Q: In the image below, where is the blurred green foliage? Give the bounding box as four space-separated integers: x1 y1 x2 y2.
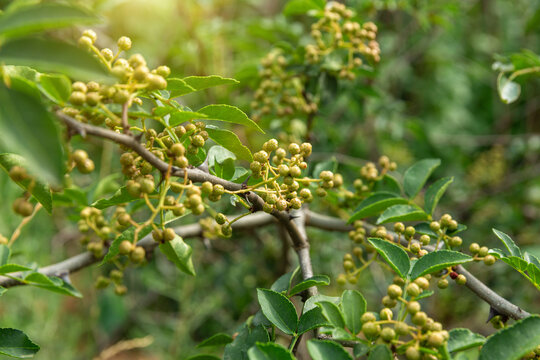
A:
0 0 539 359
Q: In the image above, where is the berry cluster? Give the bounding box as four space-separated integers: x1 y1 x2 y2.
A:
353 156 397 196
306 2 381 79
8 166 35 217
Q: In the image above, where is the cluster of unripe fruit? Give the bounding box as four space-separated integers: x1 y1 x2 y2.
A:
350 276 449 360
353 156 397 196
70 149 95 174
306 2 380 79
8 166 35 217
94 269 127 296
251 50 317 122
247 139 340 213
63 30 170 130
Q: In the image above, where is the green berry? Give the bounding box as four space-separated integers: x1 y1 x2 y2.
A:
395 321 409 336
117 36 132 50
469 243 480 254
361 312 376 323
139 178 155 194
478 246 489 257
405 346 421 360
450 236 462 247
394 222 405 233
406 283 421 297
411 311 427 326
404 226 415 238
429 221 440 232
456 274 467 285
387 284 403 299
156 65 171 77
362 322 381 339
118 240 133 255
484 255 496 266
130 246 146 263
427 332 445 348
8 165 27 182
380 308 393 320
420 235 431 245
407 301 421 314
437 279 449 289
382 295 397 308
69 91 86 105
170 143 185 157
163 228 176 241
380 327 395 342
414 277 430 290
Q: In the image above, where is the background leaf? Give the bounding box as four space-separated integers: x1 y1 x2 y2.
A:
403 159 441 198
183 75 239 91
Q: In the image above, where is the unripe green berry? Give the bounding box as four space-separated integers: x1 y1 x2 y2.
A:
404 226 415 238
380 327 395 342
72 81 87 93
407 301 421 314
156 65 171 77
437 279 449 289
110 269 123 283
394 222 405 233
254 150 268 163
77 159 95 174
382 295 397 308
469 243 480 254
362 322 381 339
380 308 393 320
221 223 232 237
117 36 132 51
478 246 489 257
213 184 225 195
288 143 300 155
406 283 421 297
175 156 189 168
78 35 93 48
411 311 427 326
430 221 441 232
139 178 155 194
456 274 467 285
263 139 278 152
450 236 462 247
319 170 333 181
410 241 421 253
414 277 430 290
420 235 431 245
115 284 127 296
113 89 130 104
130 246 146 263
337 274 347 286
86 91 101 106
405 346 421 360
69 91 86 105
484 255 496 266
387 284 403 299
427 332 445 348
361 312 376 323
163 228 176 241
215 213 227 225
192 134 205 147
201 181 213 194
118 240 133 255
395 321 410 336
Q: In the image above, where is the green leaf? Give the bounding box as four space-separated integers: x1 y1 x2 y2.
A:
368 344 392 360
283 0 325 16
492 229 522 257
159 235 196 276
257 288 298 335
376 204 428 224
169 110 208 127
339 290 366 335
38 73 71 104
24 273 82 297
271 267 299 294
248 342 296 360
0 2 98 38
101 226 152 265
92 186 135 210
207 145 236 167
0 37 110 82
223 324 269 360
424 177 453 215
307 339 353 360
373 174 402 195
166 78 196 97
289 275 330 297
414 222 438 238
0 264 32 274
297 307 328 335
198 104 264 133
197 333 233 348
368 238 410 278
0 286 5 296
409 250 473 279
0 244 10 266
412 290 434 301
206 126 253 161
349 192 409 223
317 301 346 329
479 316 540 360
0 328 39 358
447 328 485 353
0 153 53 213
0 84 64 185
353 343 370 358
303 294 340 313
183 75 239 91
498 75 521 104
403 159 441 198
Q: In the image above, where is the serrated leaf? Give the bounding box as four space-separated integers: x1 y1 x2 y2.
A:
248 342 296 360
0 244 10 266
289 275 330 297
409 250 472 279
353 343 370 357
376 204 428 224
414 222 438 238
24 272 81 297
223 324 269 360
0 153 53 213
0 264 32 274
283 0 325 16
368 237 410 278
479 316 540 360
368 344 392 360
257 288 298 335
403 159 441 198
424 177 453 215
0 37 111 82
447 328 485 353
492 229 521 257
307 339 353 360
101 226 152 265
92 186 135 209
206 126 253 161
197 333 233 348
271 267 300 294
169 110 208 127
159 235 196 276
412 290 434 301
0 2 98 38
198 104 264 133
166 78 196 97
297 307 328 335
373 174 402 195
339 290 366 335
317 301 346 329
303 294 340 313
0 328 39 358
0 84 64 185
349 192 409 223
183 75 239 91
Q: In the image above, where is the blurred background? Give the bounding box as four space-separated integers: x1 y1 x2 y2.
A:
0 0 539 359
